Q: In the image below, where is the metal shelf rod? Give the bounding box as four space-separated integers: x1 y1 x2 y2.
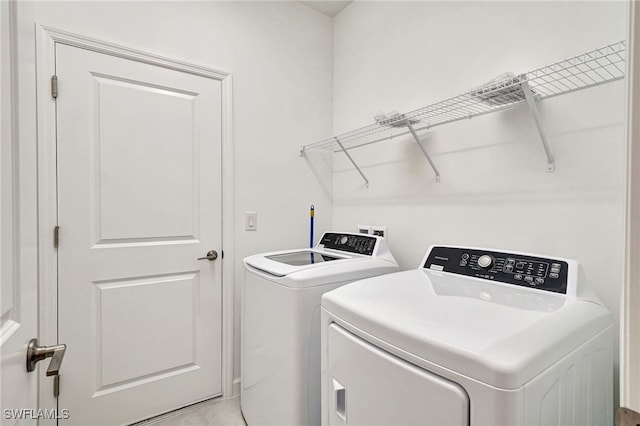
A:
521 79 555 172
521 80 556 173
406 120 440 183
334 137 369 188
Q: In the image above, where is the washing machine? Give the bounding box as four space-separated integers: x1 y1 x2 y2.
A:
241 232 399 426
321 245 613 426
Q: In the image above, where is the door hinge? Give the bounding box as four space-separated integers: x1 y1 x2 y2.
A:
51 75 58 99
54 226 60 248
53 375 60 397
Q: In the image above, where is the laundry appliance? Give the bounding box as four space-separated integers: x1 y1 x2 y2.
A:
241 232 399 426
321 245 613 426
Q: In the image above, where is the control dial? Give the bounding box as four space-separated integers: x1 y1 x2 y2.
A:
477 254 494 270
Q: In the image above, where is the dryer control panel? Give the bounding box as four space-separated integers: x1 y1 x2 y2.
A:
423 246 569 294
319 233 378 256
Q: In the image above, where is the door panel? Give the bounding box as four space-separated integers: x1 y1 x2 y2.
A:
96 273 197 389
94 74 198 243
56 43 222 425
1 1 38 423
326 324 469 426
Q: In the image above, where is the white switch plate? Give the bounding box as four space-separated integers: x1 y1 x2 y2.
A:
245 212 257 231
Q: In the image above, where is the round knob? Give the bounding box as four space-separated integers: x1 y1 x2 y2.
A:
340 236 349 244
477 254 494 270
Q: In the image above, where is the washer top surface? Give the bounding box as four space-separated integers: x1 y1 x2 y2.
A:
322 245 612 389
244 232 399 288
263 251 343 266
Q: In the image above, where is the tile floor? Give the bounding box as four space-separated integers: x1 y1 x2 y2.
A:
136 396 246 426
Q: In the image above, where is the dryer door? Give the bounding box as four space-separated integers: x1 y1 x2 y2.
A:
327 324 469 426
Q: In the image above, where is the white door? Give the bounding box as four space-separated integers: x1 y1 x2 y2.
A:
55 43 223 425
1 1 39 424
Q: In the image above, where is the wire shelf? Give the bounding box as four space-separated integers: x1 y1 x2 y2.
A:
301 40 626 154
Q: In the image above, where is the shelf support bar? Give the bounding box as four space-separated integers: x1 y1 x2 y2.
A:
334 137 369 188
521 79 555 172
406 120 441 183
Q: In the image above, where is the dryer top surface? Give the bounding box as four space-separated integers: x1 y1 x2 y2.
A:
322 268 611 389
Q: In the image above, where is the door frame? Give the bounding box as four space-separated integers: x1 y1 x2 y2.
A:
623 0 640 412
35 24 235 415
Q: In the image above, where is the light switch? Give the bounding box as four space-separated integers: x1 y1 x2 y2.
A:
245 212 257 231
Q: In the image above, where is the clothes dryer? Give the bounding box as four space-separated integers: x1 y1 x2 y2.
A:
321 245 613 426
242 232 399 426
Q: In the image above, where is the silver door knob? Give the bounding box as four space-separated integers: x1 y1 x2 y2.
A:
197 250 218 261
26 338 67 376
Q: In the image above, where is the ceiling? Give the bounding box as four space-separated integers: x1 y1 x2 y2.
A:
298 1 353 17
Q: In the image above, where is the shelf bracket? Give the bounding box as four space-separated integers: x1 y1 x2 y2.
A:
521 80 555 172
334 137 369 188
405 120 441 183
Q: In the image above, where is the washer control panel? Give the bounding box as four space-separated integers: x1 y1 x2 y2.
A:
423 246 569 294
319 233 378 256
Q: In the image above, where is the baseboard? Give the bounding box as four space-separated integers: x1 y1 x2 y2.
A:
232 377 241 397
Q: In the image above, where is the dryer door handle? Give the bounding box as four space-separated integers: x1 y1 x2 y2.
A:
333 378 347 423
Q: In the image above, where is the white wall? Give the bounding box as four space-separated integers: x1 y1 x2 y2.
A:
332 0 628 398
16 0 334 390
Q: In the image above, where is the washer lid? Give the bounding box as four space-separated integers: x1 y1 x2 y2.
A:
322 269 612 389
244 249 399 288
263 251 344 266
243 232 399 288
244 249 353 277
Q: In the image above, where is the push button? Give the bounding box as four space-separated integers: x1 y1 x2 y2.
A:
549 272 559 279
514 274 523 280
524 276 534 284
535 277 545 285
